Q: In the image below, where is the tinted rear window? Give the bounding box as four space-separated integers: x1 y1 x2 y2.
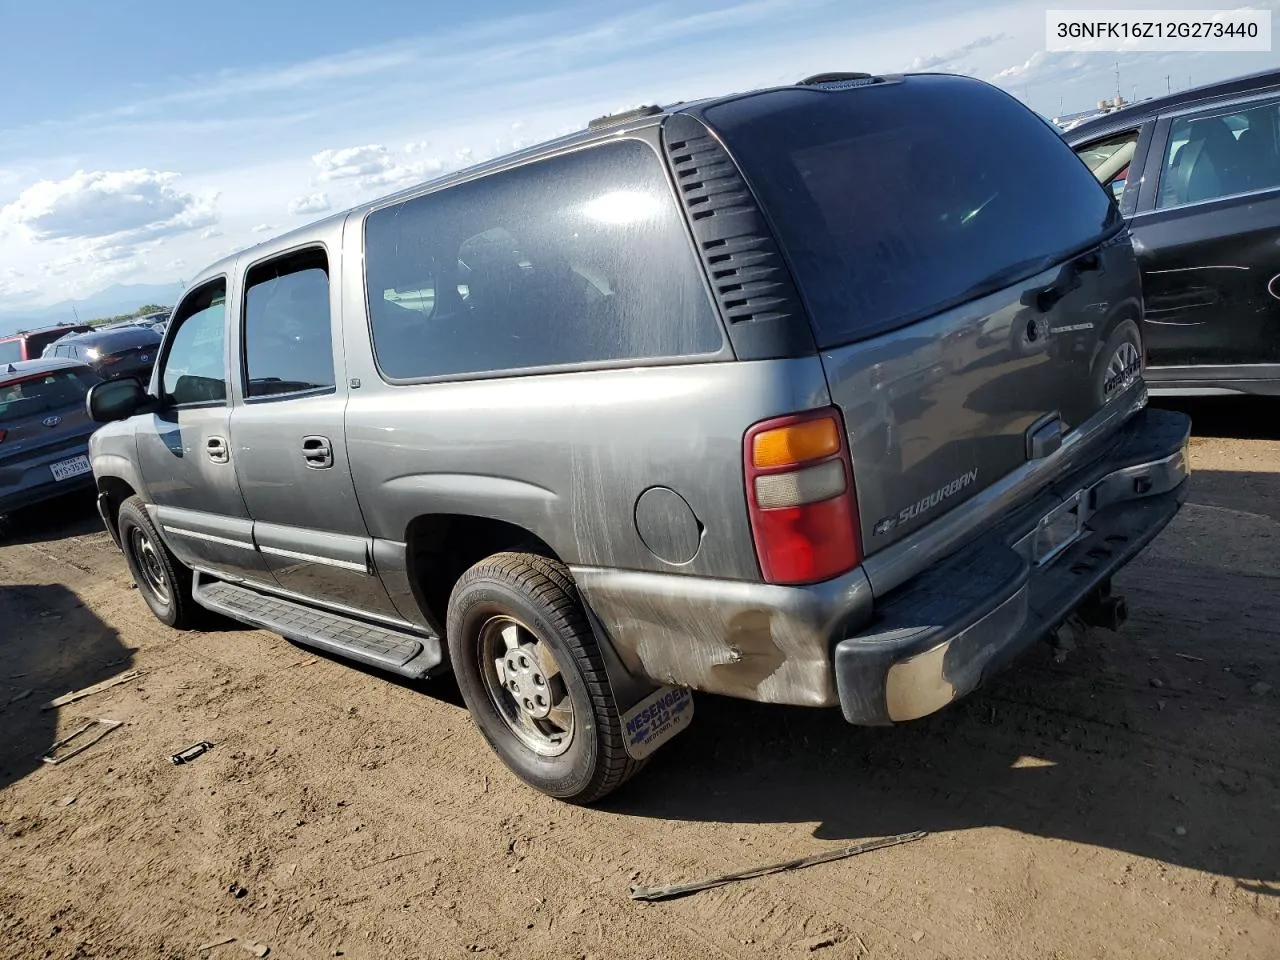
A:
706 76 1123 347
0 369 100 424
363 139 721 380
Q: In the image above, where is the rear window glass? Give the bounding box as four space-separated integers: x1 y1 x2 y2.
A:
0 369 100 424
0 341 23 364
706 77 1123 347
363 139 721 380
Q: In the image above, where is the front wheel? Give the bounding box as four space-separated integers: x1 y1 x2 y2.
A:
446 552 642 804
117 495 197 628
1093 319 1144 406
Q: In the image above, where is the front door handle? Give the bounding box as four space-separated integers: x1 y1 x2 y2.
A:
206 437 229 464
302 435 334 469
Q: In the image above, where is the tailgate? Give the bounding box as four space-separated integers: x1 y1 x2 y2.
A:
701 73 1141 556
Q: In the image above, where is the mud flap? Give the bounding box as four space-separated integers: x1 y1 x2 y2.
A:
621 686 695 760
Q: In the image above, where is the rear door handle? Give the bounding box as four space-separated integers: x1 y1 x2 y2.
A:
302 435 334 469
206 437 229 464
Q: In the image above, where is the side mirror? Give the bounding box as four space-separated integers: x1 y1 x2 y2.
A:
87 377 154 423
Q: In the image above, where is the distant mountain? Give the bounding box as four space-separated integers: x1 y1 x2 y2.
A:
0 281 186 334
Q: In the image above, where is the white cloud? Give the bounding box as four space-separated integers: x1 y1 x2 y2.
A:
200 227 223 240
910 33 1006 72
0 169 217 243
311 143 446 191
251 223 276 233
166 258 186 270
312 144 398 181
287 192 332 216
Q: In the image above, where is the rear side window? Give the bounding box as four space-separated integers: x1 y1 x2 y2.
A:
1156 100 1280 208
0 369 100 424
0 341 22 365
707 77 1122 348
242 248 335 398
364 139 721 380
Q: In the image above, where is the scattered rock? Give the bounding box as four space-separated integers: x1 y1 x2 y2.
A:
1174 825 1187 837
1249 681 1271 696
912 930 925 943
228 881 248 899
242 942 269 958
58 797 76 808
1157 700 1167 711
1149 678 1164 689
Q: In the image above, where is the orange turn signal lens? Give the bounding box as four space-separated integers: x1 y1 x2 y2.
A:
751 416 841 469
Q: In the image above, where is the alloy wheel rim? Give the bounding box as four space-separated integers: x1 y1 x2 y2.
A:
129 527 169 604
1106 341 1141 396
477 615 575 757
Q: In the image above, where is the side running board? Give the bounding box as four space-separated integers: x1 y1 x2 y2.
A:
192 574 442 679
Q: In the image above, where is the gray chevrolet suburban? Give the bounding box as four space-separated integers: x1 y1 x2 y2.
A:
86 72 1190 803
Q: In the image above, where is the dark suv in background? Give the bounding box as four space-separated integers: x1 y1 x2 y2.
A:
1067 68 1280 396
87 72 1189 803
43 325 162 382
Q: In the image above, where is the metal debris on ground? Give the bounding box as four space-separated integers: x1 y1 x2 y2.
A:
170 741 215 765
1175 653 1205 663
40 718 124 765
292 657 319 667
42 671 143 711
198 936 236 951
627 830 927 902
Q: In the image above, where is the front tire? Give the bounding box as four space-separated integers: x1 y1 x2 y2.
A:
1093 319 1143 406
446 552 642 804
117 496 196 629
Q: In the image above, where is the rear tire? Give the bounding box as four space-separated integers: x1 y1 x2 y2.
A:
117 495 196 629
1092 319 1143 406
446 552 642 804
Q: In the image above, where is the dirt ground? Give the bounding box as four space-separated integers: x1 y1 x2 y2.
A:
1 398 1277 960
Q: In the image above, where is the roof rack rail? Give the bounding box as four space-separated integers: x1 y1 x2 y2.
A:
798 72 876 86
588 104 662 130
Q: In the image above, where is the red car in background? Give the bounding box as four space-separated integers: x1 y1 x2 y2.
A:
0 324 93 364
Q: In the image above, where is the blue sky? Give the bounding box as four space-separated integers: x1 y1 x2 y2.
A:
1 0 1277 314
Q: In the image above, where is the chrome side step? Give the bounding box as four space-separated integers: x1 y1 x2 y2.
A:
192 574 442 679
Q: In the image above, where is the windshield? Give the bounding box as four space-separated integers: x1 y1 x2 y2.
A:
0 369 100 424
706 76 1123 347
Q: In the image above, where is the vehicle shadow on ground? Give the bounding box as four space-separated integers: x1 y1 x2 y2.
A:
0 494 103 546
0 584 134 792
613 653 1279 892
1153 395 1280 440
611 453 1280 892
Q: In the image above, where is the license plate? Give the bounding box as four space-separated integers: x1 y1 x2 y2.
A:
50 454 92 482
1033 492 1084 565
622 686 694 760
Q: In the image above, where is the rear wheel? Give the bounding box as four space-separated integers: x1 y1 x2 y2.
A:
446 552 642 804
117 496 196 628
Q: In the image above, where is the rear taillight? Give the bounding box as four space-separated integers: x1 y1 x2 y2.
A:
744 407 862 585
0 430 6 444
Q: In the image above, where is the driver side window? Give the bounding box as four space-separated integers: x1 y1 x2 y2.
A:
161 280 228 406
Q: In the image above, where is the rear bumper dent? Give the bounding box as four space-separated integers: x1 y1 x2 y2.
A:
834 413 1190 725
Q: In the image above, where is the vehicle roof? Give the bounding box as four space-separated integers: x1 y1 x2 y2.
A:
0 357 90 382
183 72 915 292
57 325 162 348
1066 68 1280 143
0 322 91 342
